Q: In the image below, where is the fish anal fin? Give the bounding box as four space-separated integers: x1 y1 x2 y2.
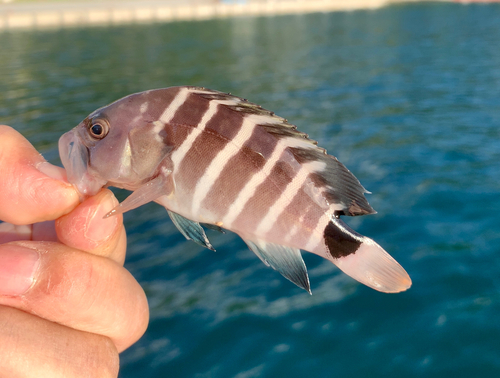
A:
168 211 215 251
104 172 173 218
244 239 311 294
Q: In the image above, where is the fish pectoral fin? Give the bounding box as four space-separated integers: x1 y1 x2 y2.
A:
168 211 215 251
104 173 173 218
244 239 311 294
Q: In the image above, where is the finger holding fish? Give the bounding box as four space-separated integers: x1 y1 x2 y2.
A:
0 240 148 353
0 221 58 244
0 182 145 352
0 125 80 225
0 189 127 264
55 189 128 264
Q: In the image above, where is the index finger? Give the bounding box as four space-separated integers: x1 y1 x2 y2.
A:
0 126 80 225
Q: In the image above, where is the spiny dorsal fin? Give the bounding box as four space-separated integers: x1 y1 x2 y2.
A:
291 147 375 216
191 87 318 147
190 87 375 216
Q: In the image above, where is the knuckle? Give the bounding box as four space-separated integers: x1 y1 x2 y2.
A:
36 250 98 308
0 306 120 378
86 337 120 378
61 336 119 378
108 275 149 351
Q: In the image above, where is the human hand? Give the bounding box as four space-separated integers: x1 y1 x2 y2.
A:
0 126 148 377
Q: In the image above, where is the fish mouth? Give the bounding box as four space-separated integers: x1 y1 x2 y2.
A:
58 130 106 197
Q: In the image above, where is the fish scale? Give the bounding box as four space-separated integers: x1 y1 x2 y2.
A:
59 86 411 294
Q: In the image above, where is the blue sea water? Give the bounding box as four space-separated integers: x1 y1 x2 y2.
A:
1 2 500 377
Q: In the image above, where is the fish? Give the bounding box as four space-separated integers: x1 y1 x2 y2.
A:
59 86 411 294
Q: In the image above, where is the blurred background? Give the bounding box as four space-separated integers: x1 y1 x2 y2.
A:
1 0 500 377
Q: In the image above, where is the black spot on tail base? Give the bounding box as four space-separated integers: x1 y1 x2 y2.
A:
324 220 361 259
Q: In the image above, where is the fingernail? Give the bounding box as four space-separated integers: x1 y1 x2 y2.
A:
0 245 40 296
37 161 68 183
85 191 119 244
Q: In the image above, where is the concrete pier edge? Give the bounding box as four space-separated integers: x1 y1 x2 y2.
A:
0 0 451 30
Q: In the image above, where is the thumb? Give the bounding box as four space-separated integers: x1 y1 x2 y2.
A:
0 126 80 225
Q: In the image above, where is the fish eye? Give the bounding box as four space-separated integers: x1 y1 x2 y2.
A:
89 121 109 139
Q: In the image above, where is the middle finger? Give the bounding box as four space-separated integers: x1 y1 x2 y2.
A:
0 240 148 352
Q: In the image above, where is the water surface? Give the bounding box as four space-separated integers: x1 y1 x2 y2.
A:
1 2 500 377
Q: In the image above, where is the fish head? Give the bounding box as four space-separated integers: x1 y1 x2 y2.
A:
59 92 172 197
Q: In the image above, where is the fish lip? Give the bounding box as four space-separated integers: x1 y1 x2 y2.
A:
59 130 106 197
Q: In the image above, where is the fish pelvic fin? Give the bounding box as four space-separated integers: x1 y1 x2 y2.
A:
243 238 311 294
323 217 411 293
168 210 215 251
201 223 225 234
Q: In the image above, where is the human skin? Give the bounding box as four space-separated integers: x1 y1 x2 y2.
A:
0 125 149 378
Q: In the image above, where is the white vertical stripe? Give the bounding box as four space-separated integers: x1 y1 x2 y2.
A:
153 87 191 135
171 100 219 173
118 137 132 178
222 136 322 228
190 116 259 215
171 99 240 175
254 164 312 236
283 211 306 244
303 212 331 252
222 140 288 227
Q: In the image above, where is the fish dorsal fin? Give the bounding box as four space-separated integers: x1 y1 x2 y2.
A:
290 148 375 216
243 239 311 294
190 87 375 217
167 210 215 251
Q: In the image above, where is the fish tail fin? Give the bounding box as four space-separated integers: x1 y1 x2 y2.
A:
323 217 411 293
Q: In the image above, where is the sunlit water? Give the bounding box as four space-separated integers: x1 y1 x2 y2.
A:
1 2 500 377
